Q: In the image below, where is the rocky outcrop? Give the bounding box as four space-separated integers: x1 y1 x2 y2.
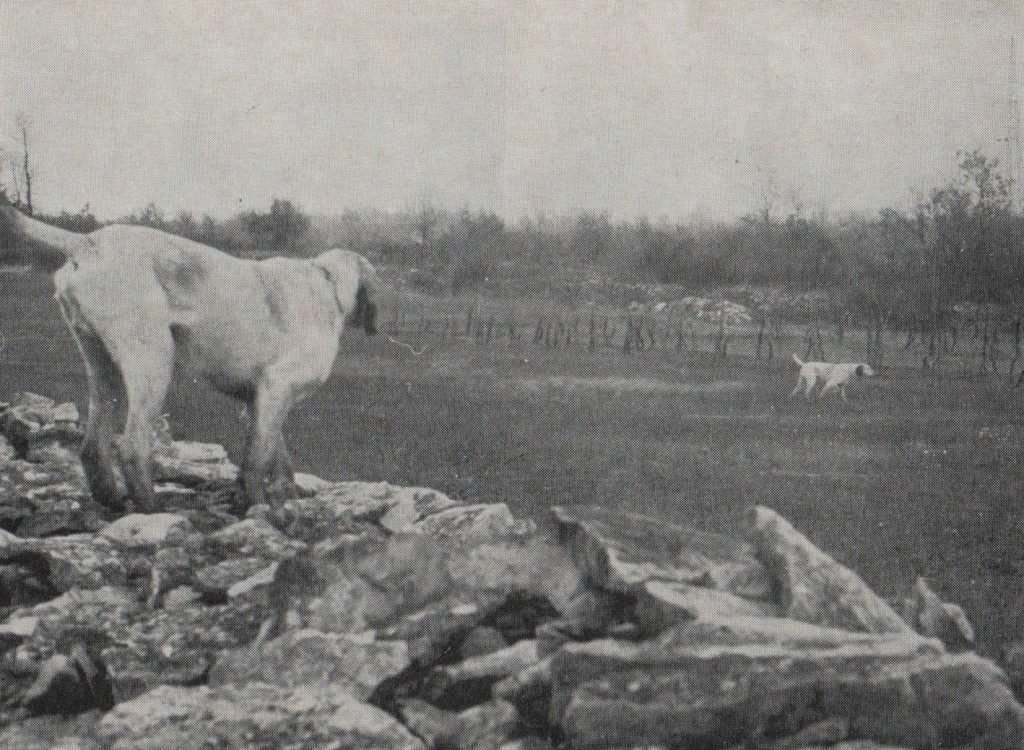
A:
744 506 917 635
552 504 772 600
97 683 425 749
0 392 1019 748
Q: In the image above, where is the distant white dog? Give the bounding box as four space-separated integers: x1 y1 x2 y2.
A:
790 354 875 402
1 203 378 512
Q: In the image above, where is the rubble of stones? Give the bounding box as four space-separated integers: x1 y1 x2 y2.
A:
0 391 1021 748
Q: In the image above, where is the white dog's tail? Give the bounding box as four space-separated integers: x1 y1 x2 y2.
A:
791 353 804 367
1 204 95 263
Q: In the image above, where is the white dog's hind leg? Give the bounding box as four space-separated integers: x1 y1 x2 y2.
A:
819 379 841 401
804 374 817 400
68 326 123 509
117 324 174 513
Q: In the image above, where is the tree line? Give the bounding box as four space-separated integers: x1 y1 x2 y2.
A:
4 149 1024 340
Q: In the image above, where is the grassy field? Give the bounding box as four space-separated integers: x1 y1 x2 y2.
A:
2 269 1024 657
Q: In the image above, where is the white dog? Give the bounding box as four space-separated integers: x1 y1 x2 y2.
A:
790 353 875 402
1 204 377 512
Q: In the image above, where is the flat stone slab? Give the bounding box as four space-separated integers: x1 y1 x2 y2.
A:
551 633 1024 750
289 481 458 528
653 615 935 651
635 580 779 635
425 639 540 702
98 513 194 549
551 505 771 600
151 440 239 485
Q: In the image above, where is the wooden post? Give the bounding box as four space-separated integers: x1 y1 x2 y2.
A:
756 314 766 360
1008 318 1021 382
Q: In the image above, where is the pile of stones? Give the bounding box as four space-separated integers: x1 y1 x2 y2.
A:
0 392 1019 749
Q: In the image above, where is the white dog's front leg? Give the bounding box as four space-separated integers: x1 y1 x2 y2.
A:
242 375 301 510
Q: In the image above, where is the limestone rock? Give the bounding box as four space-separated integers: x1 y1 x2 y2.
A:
425 639 540 704
23 423 84 464
5 458 91 515
459 626 510 659
194 557 274 600
493 654 555 732
0 710 102 749
453 699 520 750
551 505 771 600
412 502 526 544
635 579 779 636
151 438 239 486
16 504 105 538
0 615 38 641
281 480 458 541
209 518 305 560
380 592 510 665
654 615 932 650
21 585 141 629
0 394 85 466
744 505 915 634
1003 640 1024 701
0 495 34 532
0 534 127 594
397 697 520 750
98 513 195 549
909 577 975 652
160 585 201 609
97 683 425 749
21 642 113 716
264 533 515 663
398 698 463 747
292 472 334 494
99 599 264 703
551 632 1024 749
498 739 555 750
445 539 586 616
0 393 57 428
0 432 14 462
209 628 410 701
226 561 278 600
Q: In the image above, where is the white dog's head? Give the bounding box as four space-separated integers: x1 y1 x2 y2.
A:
856 364 875 377
312 248 378 336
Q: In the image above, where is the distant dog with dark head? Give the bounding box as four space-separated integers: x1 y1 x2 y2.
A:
790 353 875 402
1 203 378 512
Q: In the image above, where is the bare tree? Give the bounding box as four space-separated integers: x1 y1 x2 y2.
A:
414 201 440 267
15 113 33 215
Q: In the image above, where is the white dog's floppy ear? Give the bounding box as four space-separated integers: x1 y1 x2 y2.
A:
351 254 378 336
312 249 378 336
855 365 865 377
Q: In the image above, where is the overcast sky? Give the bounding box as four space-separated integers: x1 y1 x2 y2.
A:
1 0 1023 222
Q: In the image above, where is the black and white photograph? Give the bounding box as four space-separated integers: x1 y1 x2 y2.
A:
1 0 1024 747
